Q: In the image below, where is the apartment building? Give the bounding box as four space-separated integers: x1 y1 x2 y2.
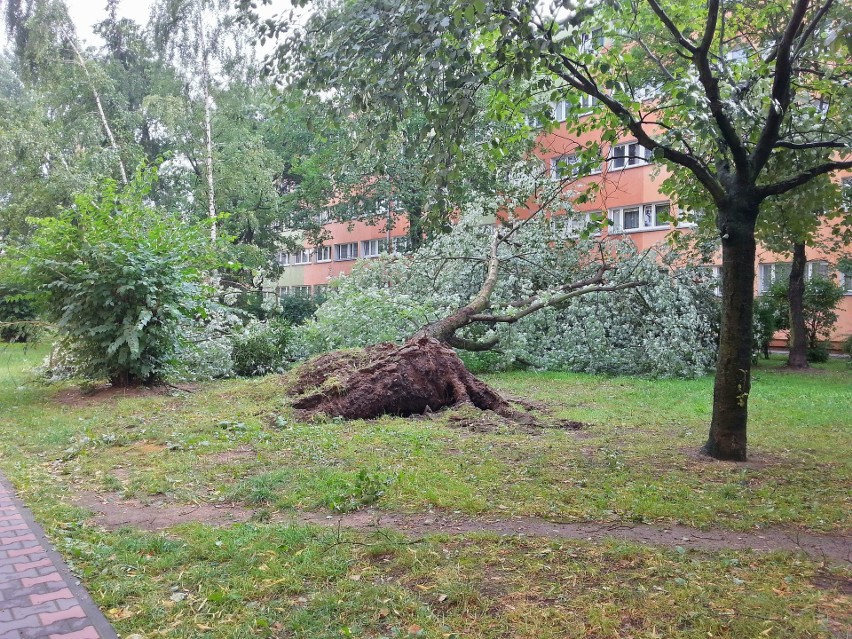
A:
269 104 852 348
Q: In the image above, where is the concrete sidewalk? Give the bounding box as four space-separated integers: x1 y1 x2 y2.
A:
0 475 118 639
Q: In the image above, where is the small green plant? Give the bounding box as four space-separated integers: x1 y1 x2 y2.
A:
766 276 844 351
807 341 830 363
327 469 396 513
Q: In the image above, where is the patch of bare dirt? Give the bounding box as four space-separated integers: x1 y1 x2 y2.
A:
683 447 789 470
74 492 252 529
74 491 852 564
445 411 590 435
206 446 257 463
812 573 852 594
56 382 197 406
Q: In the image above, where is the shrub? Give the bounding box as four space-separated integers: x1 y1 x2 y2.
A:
22 168 215 385
0 278 40 343
767 275 844 350
165 302 245 381
807 341 830 363
277 294 320 325
231 321 294 376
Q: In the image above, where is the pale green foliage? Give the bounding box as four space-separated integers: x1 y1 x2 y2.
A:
22 167 215 384
299 210 719 378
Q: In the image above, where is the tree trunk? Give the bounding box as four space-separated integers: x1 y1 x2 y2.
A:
198 14 217 244
704 203 758 462
66 34 128 185
786 242 808 369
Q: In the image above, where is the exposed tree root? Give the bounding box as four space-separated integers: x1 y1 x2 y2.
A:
287 335 526 421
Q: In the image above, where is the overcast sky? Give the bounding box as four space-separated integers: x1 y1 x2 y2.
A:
65 0 154 46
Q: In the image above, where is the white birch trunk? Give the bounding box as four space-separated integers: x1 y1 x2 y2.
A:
66 33 128 185
198 15 217 243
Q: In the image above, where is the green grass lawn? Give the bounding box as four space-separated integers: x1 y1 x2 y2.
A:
1 343 849 638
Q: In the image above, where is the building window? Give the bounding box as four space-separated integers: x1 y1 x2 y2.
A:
578 94 598 110
276 252 290 266
805 260 830 281
313 284 328 298
579 28 604 54
698 266 722 296
362 238 388 258
608 142 650 170
293 285 311 298
335 242 358 261
294 249 311 265
552 212 593 238
551 154 579 180
842 269 852 295
759 263 792 293
643 203 671 228
552 100 569 122
392 236 412 254
608 203 671 233
315 246 331 262
276 286 290 298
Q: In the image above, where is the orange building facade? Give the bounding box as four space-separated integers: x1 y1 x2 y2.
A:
269 113 852 349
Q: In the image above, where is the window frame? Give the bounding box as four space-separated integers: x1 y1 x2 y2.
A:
334 242 359 261
315 246 332 263
293 249 312 265
550 153 579 181
361 238 388 258
608 142 650 171
759 262 792 293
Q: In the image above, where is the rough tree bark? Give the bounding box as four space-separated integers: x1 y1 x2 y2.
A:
786 242 809 369
704 201 758 461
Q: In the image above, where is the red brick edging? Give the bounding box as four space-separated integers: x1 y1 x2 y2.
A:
0 475 119 639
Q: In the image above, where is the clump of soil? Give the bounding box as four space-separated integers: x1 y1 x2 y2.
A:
287 336 519 421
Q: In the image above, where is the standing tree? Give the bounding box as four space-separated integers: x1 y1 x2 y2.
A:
150 0 253 242
757 173 847 368
243 0 852 460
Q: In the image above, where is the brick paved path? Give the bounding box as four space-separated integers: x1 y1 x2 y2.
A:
0 476 118 639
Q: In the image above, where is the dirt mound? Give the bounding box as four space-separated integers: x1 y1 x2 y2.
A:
288 336 516 420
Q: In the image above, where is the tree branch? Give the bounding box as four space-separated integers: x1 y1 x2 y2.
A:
751 0 812 175
757 159 852 199
469 280 647 324
645 0 697 53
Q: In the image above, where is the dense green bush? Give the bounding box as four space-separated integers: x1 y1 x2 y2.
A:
278 294 321 325
807 341 831 363
0 277 40 343
765 275 845 350
231 321 294 376
23 169 215 385
753 296 779 361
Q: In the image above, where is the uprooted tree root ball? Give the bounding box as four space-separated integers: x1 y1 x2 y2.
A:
286 336 528 421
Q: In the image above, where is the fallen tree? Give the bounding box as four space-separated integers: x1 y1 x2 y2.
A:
287 221 646 421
